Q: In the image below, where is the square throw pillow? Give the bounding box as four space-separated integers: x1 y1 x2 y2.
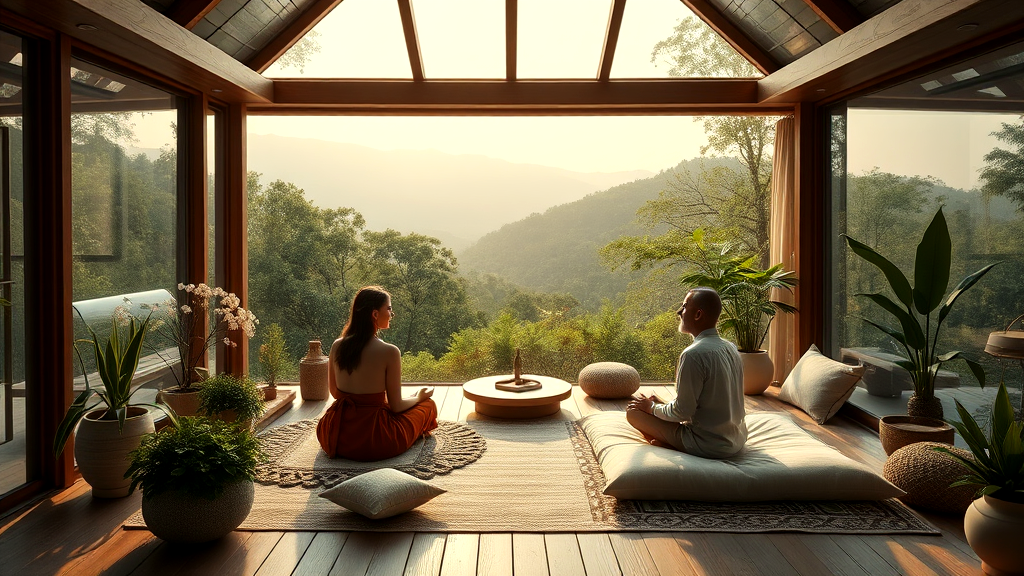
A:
318 468 445 519
581 411 903 501
778 344 866 424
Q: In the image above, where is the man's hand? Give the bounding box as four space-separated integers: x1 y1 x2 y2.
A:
626 393 657 415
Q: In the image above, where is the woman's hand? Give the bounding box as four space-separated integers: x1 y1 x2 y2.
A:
416 387 434 402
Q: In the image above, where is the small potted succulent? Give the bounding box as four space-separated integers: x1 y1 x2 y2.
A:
935 383 1024 576
197 373 266 429
257 323 288 400
125 416 266 543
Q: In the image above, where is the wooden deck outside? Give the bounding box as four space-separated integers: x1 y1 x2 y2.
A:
0 384 983 576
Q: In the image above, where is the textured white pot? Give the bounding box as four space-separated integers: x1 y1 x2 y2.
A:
75 407 154 498
142 480 255 543
965 495 1024 576
740 350 774 395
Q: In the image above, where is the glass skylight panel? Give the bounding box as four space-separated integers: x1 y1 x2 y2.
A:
263 0 412 78
517 0 611 79
414 0 504 79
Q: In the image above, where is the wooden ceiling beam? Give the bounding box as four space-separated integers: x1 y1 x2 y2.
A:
800 0 863 34
759 0 1024 104
397 0 424 81
247 0 344 74
679 0 779 75
1 0 272 102
598 0 627 81
506 0 516 80
167 0 223 30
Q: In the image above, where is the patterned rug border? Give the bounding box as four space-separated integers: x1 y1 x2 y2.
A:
563 420 940 535
255 419 487 489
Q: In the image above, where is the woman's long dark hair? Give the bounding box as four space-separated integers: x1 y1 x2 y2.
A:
335 286 390 374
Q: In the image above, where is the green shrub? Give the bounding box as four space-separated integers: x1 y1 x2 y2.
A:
258 323 289 387
197 373 266 423
125 417 266 500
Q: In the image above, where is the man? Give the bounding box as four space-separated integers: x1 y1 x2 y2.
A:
626 287 747 458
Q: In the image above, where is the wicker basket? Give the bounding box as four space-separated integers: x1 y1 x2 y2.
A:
879 415 954 455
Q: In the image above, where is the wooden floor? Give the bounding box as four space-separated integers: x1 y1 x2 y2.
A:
0 384 983 576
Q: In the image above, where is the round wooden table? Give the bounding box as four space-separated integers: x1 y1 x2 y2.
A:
461 375 573 419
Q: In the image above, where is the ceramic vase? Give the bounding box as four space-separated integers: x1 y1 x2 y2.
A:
964 495 1024 575
75 407 155 498
740 350 773 395
299 340 329 401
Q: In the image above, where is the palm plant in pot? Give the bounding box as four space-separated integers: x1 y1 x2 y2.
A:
679 231 797 394
54 307 177 498
125 416 266 543
935 383 1024 576
152 283 258 416
842 206 997 419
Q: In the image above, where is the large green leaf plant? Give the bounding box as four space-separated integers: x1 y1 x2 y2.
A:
54 313 178 457
842 207 997 403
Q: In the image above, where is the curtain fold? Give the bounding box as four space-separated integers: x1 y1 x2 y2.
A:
769 117 797 385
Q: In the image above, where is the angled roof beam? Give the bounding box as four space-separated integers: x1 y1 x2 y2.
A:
167 0 223 30
506 0 517 80
247 0 344 74
598 0 627 81
679 0 779 75
800 0 863 34
397 0 424 81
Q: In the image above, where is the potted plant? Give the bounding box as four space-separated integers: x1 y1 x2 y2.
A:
54 306 177 498
125 416 266 543
152 283 259 416
197 373 266 429
257 323 288 400
935 383 1024 575
842 206 997 419
679 230 797 394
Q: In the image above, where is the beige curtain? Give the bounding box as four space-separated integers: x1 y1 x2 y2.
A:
769 116 797 385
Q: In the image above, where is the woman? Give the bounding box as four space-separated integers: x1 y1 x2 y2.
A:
316 286 438 461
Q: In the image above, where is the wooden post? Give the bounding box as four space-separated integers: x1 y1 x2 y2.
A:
793 102 824 356
222 103 247 376
181 93 209 372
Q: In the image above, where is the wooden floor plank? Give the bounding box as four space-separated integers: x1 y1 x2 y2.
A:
293 532 348 575
545 533 586 576
439 533 478 576
690 533 754 576
512 533 548 576
776 534 870 576
329 532 380 576
860 535 941 576
58 529 160 576
639 532 698 576
737 534 798 575
576 533 622 576
403 533 445 576
255 531 316 576
477 533 512 576
571 386 605 418
608 532 661 576
366 532 415 576
438 386 464 423
215 531 285 576
891 535 983 576
663 534 710 576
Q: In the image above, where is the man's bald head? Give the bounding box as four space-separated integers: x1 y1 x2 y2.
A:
685 287 722 326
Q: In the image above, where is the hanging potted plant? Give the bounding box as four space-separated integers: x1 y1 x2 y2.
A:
125 416 266 543
152 283 258 416
935 383 1024 576
54 305 177 498
842 206 997 419
197 373 266 430
679 230 797 395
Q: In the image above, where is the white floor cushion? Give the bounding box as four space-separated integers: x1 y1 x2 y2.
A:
581 411 903 501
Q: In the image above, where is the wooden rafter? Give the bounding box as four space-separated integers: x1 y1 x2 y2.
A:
598 0 627 81
167 0 223 30
397 0 424 81
247 0 344 74
679 0 778 75
800 0 863 34
506 0 517 80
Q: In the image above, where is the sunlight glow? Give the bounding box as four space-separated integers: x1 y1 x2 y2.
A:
611 0 692 78
414 0 505 79
517 0 611 78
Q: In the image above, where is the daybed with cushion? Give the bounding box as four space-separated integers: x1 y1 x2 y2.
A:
581 411 903 502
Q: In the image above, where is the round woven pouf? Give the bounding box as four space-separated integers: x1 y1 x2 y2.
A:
578 362 641 399
883 441 977 515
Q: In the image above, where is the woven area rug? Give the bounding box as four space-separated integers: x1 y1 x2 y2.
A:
126 417 938 534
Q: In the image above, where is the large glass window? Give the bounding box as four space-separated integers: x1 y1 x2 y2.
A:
828 41 1024 418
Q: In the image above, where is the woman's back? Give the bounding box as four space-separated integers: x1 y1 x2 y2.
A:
331 336 395 395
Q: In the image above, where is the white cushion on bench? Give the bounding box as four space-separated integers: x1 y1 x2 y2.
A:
580 411 903 501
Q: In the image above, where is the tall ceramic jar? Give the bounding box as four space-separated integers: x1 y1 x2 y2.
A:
299 340 329 401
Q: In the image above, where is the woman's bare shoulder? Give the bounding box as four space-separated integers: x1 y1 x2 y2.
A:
365 338 400 358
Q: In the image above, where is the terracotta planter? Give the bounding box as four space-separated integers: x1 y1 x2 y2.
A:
142 479 255 543
878 415 954 456
299 340 329 401
158 388 202 417
262 385 277 401
75 407 155 498
965 495 1024 575
740 350 774 395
